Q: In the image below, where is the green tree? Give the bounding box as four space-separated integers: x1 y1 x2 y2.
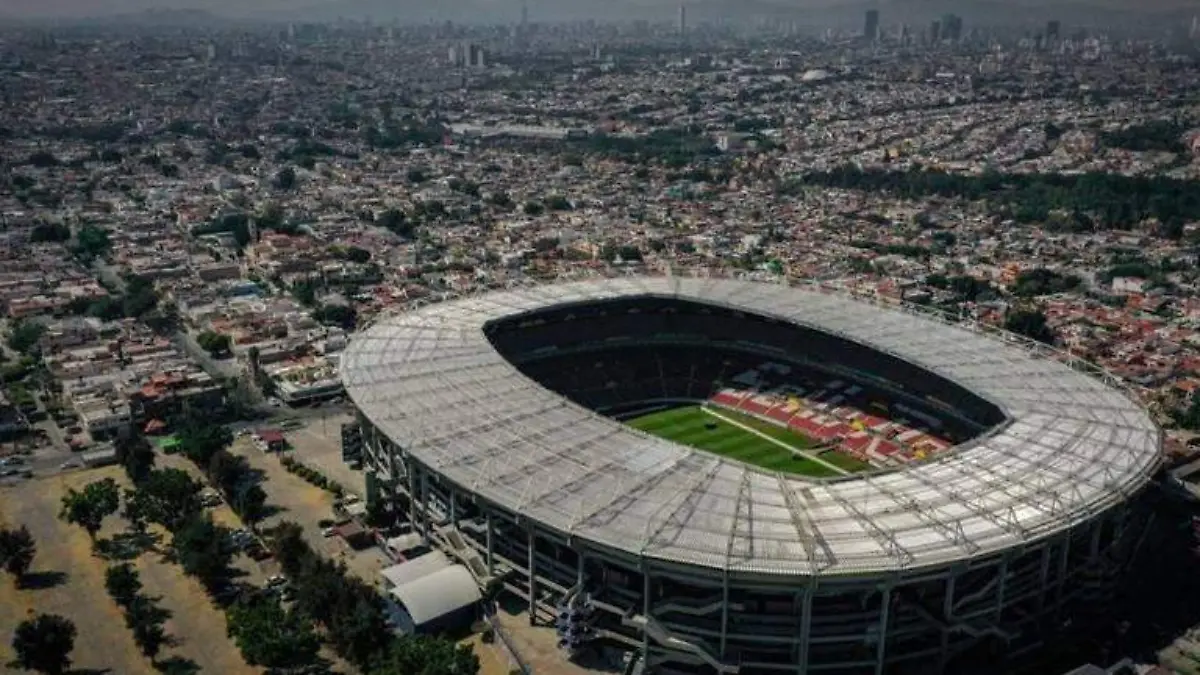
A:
291 278 318 307
131 618 167 660
367 635 480 675
1005 308 1056 345
196 331 232 357
173 515 233 589
523 201 544 216
59 478 120 540
73 225 112 259
115 433 156 484
274 166 297 190
11 614 76 675
104 563 143 607
175 423 232 466
7 320 45 355
29 222 71 243
0 526 36 584
124 468 203 531
344 246 372 263
226 595 320 668
313 304 357 330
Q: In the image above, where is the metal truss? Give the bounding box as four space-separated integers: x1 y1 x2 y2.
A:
344 275 1161 577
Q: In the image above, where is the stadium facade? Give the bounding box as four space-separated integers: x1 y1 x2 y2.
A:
341 276 1162 675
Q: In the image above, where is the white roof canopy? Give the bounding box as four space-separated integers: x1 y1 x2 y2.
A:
343 276 1161 578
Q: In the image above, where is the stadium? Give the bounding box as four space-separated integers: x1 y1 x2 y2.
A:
340 275 1162 675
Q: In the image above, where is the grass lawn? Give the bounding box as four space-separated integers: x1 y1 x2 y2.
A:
625 405 842 478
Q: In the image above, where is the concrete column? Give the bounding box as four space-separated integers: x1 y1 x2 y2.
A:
939 575 956 673
875 587 891 675
420 468 430 540
1037 544 1052 612
485 512 494 575
798 585 813 675
406 458 421 542
1054 536 1072 620
528 527 537 626
719 570 730 656
995 557 1009 622
642 566 652 656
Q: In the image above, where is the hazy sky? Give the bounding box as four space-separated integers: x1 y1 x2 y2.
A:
1 0 1192 20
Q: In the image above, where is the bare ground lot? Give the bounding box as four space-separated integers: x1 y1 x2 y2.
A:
0 466 156 674
228 437 390 584
0 464 259 675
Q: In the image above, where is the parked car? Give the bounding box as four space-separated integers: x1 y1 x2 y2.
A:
321 527 337 538
266 574 288 588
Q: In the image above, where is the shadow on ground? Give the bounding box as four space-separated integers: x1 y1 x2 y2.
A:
19 570 68 590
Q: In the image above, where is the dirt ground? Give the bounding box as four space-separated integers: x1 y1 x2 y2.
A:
0 466 156 674
0 463 259 675
228 438 390 583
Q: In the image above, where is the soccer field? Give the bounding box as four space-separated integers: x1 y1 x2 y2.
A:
623 405 867 478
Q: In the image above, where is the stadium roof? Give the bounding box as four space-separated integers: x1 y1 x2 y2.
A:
342 276 1162 577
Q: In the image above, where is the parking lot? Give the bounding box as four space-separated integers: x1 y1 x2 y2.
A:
0 463 260 674
228 436 390 584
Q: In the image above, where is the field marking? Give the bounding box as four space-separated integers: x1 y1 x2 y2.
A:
701 406 852 477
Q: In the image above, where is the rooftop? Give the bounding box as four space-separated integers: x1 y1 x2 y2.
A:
342 276 1162 577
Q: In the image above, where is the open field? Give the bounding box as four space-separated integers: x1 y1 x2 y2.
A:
625 405 871 477
0 463 262 675
0 467 156 674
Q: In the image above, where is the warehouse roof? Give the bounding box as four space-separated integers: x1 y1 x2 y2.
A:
388 564 482 627
342 276 1162 577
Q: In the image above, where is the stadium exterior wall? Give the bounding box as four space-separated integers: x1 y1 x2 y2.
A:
356 412 1146 675
342 277 1161 675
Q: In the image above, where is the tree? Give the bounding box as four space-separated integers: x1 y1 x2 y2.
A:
29 222 71 243
175 423 232 467
7 320 45 355
173 514 233 589
1005 308 1056 345
124 468 202 531
0 526 36 584
131 618 167 659
105 563 143 607
11 614 76 675
522 200 544 216
344 246 371 263
367 635 480 675
313 304 357 330
226 595 320 668
59 478 120 539
115 433 156 484
196 331 232 357
274 166 297 190
73 225 112 259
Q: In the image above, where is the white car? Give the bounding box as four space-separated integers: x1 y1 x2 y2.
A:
321 527 337 538
60 460 81 470
266 574 288 588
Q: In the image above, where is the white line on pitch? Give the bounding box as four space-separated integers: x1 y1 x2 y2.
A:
701 406 851 476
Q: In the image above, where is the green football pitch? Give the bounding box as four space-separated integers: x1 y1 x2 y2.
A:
623 404 871 478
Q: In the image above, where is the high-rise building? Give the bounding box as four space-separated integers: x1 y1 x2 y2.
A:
930 19 942 44
864 9 880 41
941 13 963 41
520 1 529 31
1191 15 1199 40
1046 20 1061 40
678 4 687 36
